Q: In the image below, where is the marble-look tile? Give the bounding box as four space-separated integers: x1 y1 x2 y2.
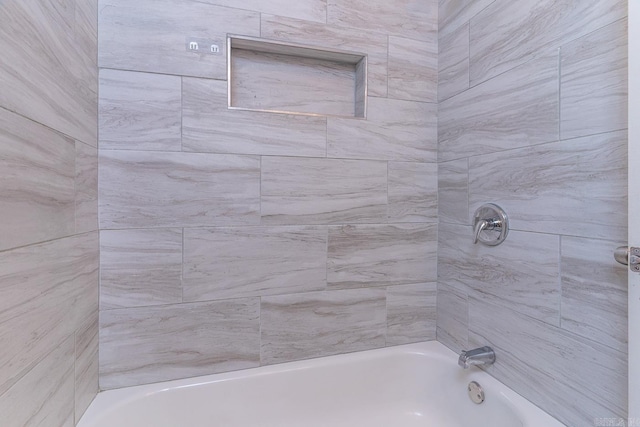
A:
327 0 436 41
98 0 259 79
0 107 75 251
0 0 97 145
74 312 98 423
261 14 388 97
100 299 259 389
327 224 437 289
388 36 437 103
201 0 327 23
75 141 98 234
388 162 438 223
438 0 495 36
439 52 559 161
436 283 468 352
0 337 75 427
0 232 98 397
561 236 627 353
231 49 357 117
438 23 469 102
386 283 437 345
561 18 628 140
99 69 182 151
261 157 387 225
183 78 326 157
469 0 626 86
438 223 560 324
328 97 437 162
469 298 627 427
74 0 98 69
438 158 468 225
469 130 628 241
183 226 327 301
99 151 261 229
100 229 183 309
261 289 386 365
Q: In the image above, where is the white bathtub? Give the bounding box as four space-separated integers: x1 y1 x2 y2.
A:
78 341 565 427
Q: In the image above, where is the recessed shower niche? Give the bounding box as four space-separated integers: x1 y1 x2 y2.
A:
228 35 367 118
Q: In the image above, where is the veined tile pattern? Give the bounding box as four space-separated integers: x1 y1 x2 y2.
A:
437 158 469 225
100 229 183 309
99 69 182 151
388 36 437 102
0 1 97 144
435 282 468 352
561 237 627 353
560 18 628 139
438 0 495 36
469 298 627 427
439 52 559 161
0 337 75 427
469 0 627 85
261 157 387 225
261 289 387 365
0 107 75 251
386 283 437 345
99 150 261 229
438 23 469 102
388 162 438 223
327 224 437 289
75 141 98 234
328 97 437 162
98 0 260 78
438 223 561 325
183 226 327 301
327 0 437 40
260 14 389 97
469 131 628 241
74 312 99 422
200 0 327 23
100 299 260 389
0 233 98 397
182 78 327 157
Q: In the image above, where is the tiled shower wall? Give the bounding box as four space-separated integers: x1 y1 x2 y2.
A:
0 1 99 426
98 0 438 389
437 0 628 425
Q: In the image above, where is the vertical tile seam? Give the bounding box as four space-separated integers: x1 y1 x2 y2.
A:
558 234 563 329
558 47 562 141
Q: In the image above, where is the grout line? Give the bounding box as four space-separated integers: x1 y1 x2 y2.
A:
558 47 562 140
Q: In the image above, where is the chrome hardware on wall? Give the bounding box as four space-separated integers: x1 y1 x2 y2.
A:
614 246 640 272
472 204 509 246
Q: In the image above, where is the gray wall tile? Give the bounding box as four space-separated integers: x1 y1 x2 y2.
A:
261 289 387 365
261 14 389 97
0 338 75 427
98 0 260 78
386 283 437 345
261 157 387 225
182 77 327 157
438 23 469 102
99 69 182 151
327 224 437 289
439 52 559 161
183 226 327 301
469 0 626 86
438 0 495 36
388 36 437 102
469 131 628 241
100 229 183 310
436 283 468 352
388 162 438 223
328 97 437 162
561 18 628 139
438 223 561 325
0 107 75 251
438 158 469 225
0 1 97 144
99 150 261 228
202 0 327 23
74 312 99 423
100 299 260 389
75 141 98 234
561 236 627 353
469 298 627 427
